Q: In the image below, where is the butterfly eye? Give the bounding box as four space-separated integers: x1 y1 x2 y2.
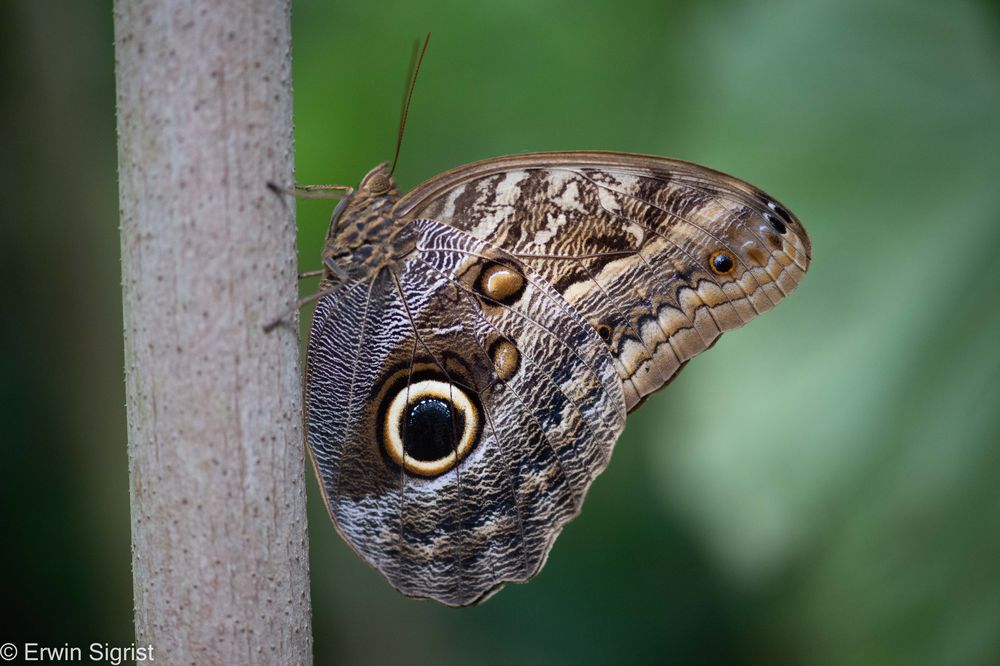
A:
366 174 392 194
382 379 480 477
709 250 736 275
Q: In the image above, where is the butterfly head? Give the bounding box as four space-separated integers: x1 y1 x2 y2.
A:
321 163 413 282
358 161 400 199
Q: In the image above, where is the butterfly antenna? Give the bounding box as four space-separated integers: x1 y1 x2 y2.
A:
399 38 421 127
390 32 430 177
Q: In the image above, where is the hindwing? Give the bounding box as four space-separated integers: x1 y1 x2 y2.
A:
306 218 626 606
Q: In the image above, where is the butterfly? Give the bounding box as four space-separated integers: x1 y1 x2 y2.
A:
288 150 811 606
276 36 811 606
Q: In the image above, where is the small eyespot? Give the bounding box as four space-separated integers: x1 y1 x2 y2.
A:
764 212 787 235
382 379 479 477
476 262 526 305
595 322 613 343
767 201 792 224
709 250 736 275
488 339 521 382
366 174 391 194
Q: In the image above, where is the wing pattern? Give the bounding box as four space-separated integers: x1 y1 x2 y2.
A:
306 152 811 605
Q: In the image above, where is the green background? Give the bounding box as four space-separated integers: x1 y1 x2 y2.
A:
4 0 1000 663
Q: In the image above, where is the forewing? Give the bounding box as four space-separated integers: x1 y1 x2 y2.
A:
396 152 812 410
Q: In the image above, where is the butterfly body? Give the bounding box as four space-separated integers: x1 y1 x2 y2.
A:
305 152 810 606
321 167 413 281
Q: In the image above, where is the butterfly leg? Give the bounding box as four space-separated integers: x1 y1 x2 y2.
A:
264 258 352 332
266 183 351 282
266 181 354 199
262 285 343 333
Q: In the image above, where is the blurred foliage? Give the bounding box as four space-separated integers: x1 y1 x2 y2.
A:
2 0 999 663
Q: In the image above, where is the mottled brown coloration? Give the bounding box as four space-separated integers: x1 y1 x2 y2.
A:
304 152 811 606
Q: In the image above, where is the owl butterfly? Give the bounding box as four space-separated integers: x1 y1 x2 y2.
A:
296 150 811 606
285 31 810 609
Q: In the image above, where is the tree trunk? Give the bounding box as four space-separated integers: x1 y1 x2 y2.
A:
114 1 312 663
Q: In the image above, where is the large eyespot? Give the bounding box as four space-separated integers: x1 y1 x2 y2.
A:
709 249 736 275
382 379 479 477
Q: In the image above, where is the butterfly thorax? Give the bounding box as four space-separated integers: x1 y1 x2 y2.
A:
322 164 416 282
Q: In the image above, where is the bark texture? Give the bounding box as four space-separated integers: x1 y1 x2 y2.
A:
114 1 312 662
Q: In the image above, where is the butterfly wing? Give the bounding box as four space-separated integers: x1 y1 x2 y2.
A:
306 218 625 606
395 151 812 409
308 151 811 606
